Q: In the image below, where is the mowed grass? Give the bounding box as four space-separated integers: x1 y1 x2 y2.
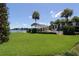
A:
0 32 79 56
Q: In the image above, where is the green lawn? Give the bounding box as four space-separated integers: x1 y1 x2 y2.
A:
0 32 79 56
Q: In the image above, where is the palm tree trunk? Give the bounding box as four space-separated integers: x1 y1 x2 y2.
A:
65 17 68 25
67 18 68 23
35 19 36 28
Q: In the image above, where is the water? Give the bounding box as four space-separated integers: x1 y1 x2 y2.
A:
10 30 27 33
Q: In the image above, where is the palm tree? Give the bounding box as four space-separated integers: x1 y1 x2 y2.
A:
50 21 54 26
72 16 79 22
49 21 54 30
54 19 61 31
54 19 60 24
61 8 73 23
0 3 9 43
32 11 40 23
32 11 40 28
60 19 66 23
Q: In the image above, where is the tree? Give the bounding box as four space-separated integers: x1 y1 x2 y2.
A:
50 21 54 26
49 21 54 30
72 16 79 22
54 19 60 24
54 19 61 31
60 19 66 23
0 3 9 43
32 11 40 23
61 8 73 23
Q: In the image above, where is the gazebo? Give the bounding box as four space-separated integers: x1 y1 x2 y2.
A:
31 23 49 32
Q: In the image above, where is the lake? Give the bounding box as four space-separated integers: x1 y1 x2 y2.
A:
10 30 27 32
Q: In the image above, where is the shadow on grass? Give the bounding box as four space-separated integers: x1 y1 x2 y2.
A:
27 32 56 34
64 42 79 56
64 51 76 56
28 54 54 56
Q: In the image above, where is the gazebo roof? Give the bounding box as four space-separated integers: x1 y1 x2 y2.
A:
31 23 48 28
31 23 40 26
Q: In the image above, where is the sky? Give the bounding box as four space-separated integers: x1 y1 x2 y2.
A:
7 3 79 29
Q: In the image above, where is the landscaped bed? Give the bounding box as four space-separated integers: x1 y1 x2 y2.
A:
0 32 79 56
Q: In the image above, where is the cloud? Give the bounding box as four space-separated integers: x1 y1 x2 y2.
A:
50 10 63 18
50 10 53 14
23 24 27 27
10 24 21 29
10 23 31 29
23 24 32 28
50 10 55 18
39 22 50 26
55 11 62 18
28 16 32 19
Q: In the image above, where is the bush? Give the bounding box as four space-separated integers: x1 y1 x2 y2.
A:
63 26 75 35
0 3 10 44
27 29 31 33
27 28 41 33
75 27 79 32
31 28 38 33
64 51 76 56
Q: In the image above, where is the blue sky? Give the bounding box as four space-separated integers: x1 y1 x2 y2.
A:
7 3 79 29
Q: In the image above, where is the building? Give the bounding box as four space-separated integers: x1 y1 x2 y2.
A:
31 23 49 32
52 21 79 31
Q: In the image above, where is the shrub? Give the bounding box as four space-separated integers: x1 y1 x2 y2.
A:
27 28 42 33
63 26 75 35
75 27 79 32
0 3 10 44
27 29 31 33
31 28 38 33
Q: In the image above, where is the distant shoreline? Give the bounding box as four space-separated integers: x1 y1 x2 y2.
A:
10 29 27 32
